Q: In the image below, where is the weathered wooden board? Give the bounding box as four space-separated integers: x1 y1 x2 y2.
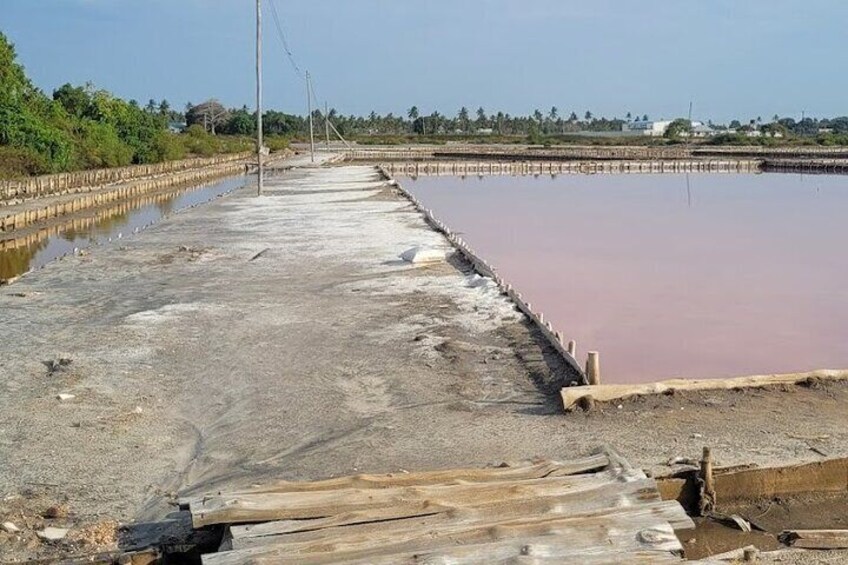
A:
192 468 643 528
195 450 694 565
204 513 688 565
228 478 688 550
227 499 690 556
781 529 848 549
181 453 609 508
562 369 848 411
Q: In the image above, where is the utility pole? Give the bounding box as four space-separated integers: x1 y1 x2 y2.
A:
256 0 264 195
686 99 693 150
306 71 315 163
324 101 331 149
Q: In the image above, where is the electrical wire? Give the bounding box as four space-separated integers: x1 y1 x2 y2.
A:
265 0 337 128
267 0 304 79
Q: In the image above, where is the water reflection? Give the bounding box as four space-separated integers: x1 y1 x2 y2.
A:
0 176 246 281
402 173 848 383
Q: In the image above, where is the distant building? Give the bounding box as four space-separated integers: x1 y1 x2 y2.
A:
690 124 717 138
621 120 672 136
168 121 187 134
476 128 494 135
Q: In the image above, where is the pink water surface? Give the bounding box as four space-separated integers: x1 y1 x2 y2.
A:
402 173 848 383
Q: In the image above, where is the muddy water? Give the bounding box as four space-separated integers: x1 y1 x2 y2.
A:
401 173 848 383
0 176 246 281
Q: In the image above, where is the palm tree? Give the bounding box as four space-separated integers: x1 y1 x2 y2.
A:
407 106 419 121
458 107 470 132
476 107 487 128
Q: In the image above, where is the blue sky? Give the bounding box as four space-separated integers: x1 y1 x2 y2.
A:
2 0 846 122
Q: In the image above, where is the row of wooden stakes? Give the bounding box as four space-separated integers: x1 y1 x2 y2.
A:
380 167 597 390
0 152 252 204
0 162 247 235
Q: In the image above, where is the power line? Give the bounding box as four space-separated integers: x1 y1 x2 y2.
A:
267 0 303 79
264 0 345 149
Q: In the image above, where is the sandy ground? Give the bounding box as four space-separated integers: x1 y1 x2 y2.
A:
1 159 847 561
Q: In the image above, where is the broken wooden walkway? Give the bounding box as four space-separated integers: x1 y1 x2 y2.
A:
189 448 697 564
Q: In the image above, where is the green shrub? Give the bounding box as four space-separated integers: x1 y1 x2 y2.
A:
152 131 188 162
265 135 290 153
0 145 50 177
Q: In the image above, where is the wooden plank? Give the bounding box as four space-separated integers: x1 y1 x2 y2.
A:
714 457 848 503
229 477 681 549
780 529 848 549
284 546 688 565
191 468 640 528
203 512 688 565
562 369 848 411
210 541 687 565
228 499 691 556
182 454 609 507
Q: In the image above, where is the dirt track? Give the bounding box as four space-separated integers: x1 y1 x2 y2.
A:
1 159 847 560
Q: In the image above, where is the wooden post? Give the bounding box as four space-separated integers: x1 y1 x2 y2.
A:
699 446 716 516
586 351 600 385
567 340 576 358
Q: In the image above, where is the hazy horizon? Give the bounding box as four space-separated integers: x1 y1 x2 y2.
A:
3 0 846 122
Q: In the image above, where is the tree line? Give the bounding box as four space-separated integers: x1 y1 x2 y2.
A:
6 27 848 178
0 32 251 177
183 99 848 143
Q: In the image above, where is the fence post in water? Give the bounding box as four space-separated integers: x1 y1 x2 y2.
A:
586 351 600 385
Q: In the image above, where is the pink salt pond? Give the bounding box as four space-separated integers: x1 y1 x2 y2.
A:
401 172 848 384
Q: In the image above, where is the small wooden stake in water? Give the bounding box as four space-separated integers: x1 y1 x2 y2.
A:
586 351 600 385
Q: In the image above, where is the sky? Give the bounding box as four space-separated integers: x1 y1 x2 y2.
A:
2 0 847 122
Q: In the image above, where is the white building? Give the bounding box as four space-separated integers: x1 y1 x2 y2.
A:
621 120 673 136
690 124 717 138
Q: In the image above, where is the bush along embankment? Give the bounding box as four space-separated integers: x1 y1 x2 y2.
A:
0 32 264 178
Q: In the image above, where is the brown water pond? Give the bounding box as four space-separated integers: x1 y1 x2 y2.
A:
401 172 848 383
0 176 246 282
